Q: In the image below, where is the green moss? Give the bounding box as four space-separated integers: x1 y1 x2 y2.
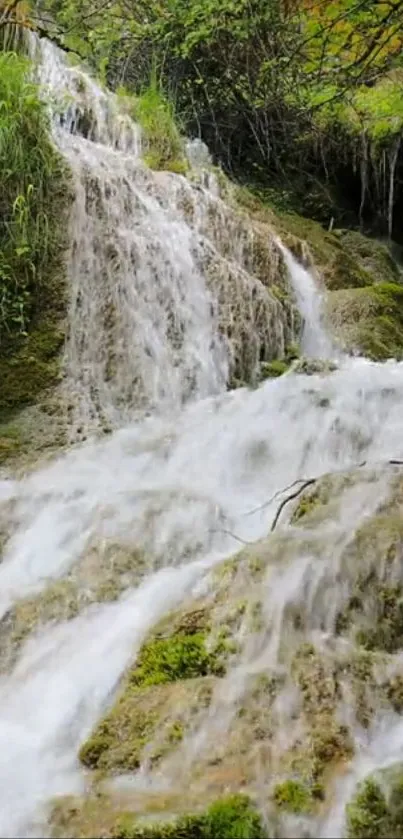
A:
129 632 225 689
355 585 403 653
79 620 229 773
333 231 400 286
0 304 67 419
143 152 188 175
79 704 157 771
327 283 403 360
113 795 265 839
0 420 24 462
292 487 324 523
273 779 315 813
260 360 289 379
233 184 400 304
289 643 353 783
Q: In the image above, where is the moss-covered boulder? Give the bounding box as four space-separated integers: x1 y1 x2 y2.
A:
327 282 403 360
78 611 232 773
233 186 400 291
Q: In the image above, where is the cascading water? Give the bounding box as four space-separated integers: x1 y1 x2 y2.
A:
277 241 336 360
1 33 403 839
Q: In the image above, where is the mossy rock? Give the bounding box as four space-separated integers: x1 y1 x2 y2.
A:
291 473 346 523
334 230 400 286
291 487 323 522
334 483 403 652
50 793 265 839
233 185 400 296
327 282 403 359
288 643 353 785
78 615 231 773
79 676 216 773
260 359 289 379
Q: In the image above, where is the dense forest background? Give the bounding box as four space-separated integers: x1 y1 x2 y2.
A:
2 0 403 242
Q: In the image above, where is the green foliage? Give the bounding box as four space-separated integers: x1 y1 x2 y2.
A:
79 624 229 772
273 780 313 814
133 77 186 173
33 0 403 234
0 51 67 341
345 772 403 839
346 778 389 839
113 795 265 839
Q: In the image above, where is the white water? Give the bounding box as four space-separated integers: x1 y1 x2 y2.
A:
1 34 403 838
278 241 336 359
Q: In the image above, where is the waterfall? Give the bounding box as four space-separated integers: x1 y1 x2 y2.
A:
277 241 336 360
1 34 403 839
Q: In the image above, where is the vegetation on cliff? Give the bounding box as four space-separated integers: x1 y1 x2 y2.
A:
11 0 403 240
0 48 71 428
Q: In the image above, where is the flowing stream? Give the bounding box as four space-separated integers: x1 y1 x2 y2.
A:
1 34 403 838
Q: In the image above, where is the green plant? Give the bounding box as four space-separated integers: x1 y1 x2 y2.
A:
113 795 265 839
273 780 313 814
0 51 66 342
346 778 389 838
134 73 186 173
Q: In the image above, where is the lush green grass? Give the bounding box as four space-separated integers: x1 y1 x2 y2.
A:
0 51 71 420
131 78 187 173
0 51 68 342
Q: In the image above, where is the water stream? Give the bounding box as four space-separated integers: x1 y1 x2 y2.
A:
1 34 403 838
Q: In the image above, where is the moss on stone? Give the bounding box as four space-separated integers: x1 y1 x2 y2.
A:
11 579 81 643
292 487 324 522
78 615 230 773
260 359 289 379
234 187 379 284
128 631 226 690
385 674 403 713
327 282 403 360
273 779 316 813
289 643 353 784
333 230 400 286
355 584 403 653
